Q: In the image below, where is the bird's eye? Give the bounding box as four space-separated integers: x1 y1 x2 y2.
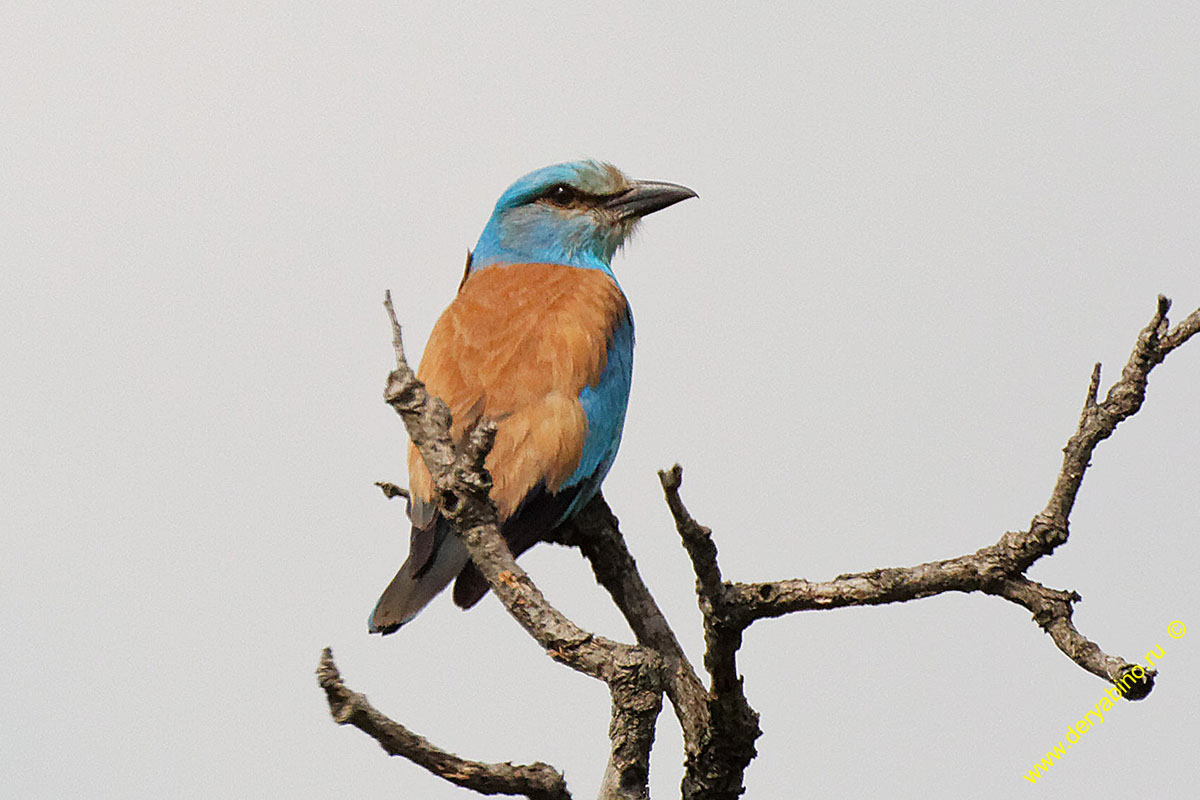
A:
544 184 577 206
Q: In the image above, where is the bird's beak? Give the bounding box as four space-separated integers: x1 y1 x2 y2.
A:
603 180 698 220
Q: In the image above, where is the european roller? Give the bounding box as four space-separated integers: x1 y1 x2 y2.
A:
369 160 695 633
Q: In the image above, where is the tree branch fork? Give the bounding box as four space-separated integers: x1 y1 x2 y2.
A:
317 293 1199 798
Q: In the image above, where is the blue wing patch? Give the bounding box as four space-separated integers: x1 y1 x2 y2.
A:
559 314 634 520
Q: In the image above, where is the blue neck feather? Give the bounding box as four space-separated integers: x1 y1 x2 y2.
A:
471 212 620 275
468 161 632 277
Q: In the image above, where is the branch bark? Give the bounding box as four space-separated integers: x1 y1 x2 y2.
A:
996 578 1152 698
317 648 572 800
659 466 760 800
1025 295 1200 566
556 498 712 756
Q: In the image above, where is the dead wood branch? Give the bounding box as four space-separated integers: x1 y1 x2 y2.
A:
318 648 572 800
320 294 1196 799
716 296 1200 705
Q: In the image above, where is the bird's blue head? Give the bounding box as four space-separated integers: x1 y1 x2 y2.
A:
469 160 696 276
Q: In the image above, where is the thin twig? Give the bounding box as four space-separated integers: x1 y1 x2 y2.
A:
374 481 410 501
658 466 761 800
658 466 736 693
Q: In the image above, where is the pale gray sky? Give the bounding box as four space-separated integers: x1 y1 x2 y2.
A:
3 3 1198 798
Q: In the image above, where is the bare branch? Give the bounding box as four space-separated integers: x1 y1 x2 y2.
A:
994 579 1155 699
1084 361 1102 408
1034 295 1200 547
331 292 1195 798
722 525 1158 702
658 467 724 614
657 466 761 800
718 296 1200 701
438 406 647 686
727 557 995 620
658 466 736 693
599 650 666 800
1160 300 1200 351
374 481 410 501
317 648 572 800
557 497 712 756
382 290 456 479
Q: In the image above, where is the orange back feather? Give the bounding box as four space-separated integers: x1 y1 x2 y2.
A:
407 263 630 519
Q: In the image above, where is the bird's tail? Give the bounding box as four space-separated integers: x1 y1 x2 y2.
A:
368 517 470 634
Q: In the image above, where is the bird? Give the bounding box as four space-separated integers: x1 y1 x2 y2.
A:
368 160 696 634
